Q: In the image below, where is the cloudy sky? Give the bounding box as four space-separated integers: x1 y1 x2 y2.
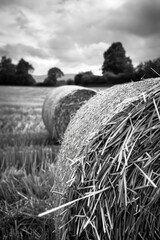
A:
0 0 160 75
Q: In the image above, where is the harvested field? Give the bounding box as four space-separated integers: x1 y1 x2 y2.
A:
42 85 97 143
0 87 61 239
55 80 160 239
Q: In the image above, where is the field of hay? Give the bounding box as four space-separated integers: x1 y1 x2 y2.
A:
0 85 101 239
2 82 160 240
0 86 65 239
1 82 160 239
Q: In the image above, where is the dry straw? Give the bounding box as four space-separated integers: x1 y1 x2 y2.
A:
42 85 97 143
57 80 160 239
57 78 160 190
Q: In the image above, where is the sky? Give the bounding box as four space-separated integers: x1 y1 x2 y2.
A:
0 0 160 75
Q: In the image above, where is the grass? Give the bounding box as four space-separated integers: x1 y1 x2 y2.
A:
0 105 44 134
3 83 160 239
0 88 61 239
0 85 102 239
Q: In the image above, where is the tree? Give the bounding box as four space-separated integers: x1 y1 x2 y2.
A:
15 58 35 86
15 74 36 86
0 56 16 75
102 42 134 75
16 58 34 75
135 58 160 80
74 71 93 85
48 67 64 79
0 56 16 85
0 56 36 86
44 67 64 86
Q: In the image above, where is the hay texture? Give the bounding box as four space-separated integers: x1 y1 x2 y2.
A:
60 81 160 240
42 85 96 143
58 78 160 182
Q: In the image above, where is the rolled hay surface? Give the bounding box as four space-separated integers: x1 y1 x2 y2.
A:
42 85 97 143
57 78 160 188
59 82 160 240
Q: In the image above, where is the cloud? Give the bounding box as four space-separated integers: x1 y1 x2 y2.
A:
14 9 30 31
104 0 160 38
0 0 50 11
127 0 160 37
0 44 49 60
0 0 160 74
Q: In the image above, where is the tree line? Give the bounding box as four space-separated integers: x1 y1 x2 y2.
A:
73 42 160 86
0 56 64 86
0 57 36 86
1 42 160 87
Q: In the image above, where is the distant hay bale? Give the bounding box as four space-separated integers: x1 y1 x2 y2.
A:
57 78 160 186
59 81 160 239
42 85 97 143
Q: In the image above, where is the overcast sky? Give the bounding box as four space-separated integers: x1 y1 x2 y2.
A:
0 0 160 75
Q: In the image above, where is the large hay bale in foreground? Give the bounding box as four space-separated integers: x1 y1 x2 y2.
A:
58 78 160 185
60 83 160 240
42 85 96 143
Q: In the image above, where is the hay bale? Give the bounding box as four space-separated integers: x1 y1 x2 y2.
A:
60 81 160 239
42 85 97 143
58 78 160 183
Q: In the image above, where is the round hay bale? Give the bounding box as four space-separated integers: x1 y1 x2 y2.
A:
58 78 160 183
60 82 160 239
42 85 97 143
